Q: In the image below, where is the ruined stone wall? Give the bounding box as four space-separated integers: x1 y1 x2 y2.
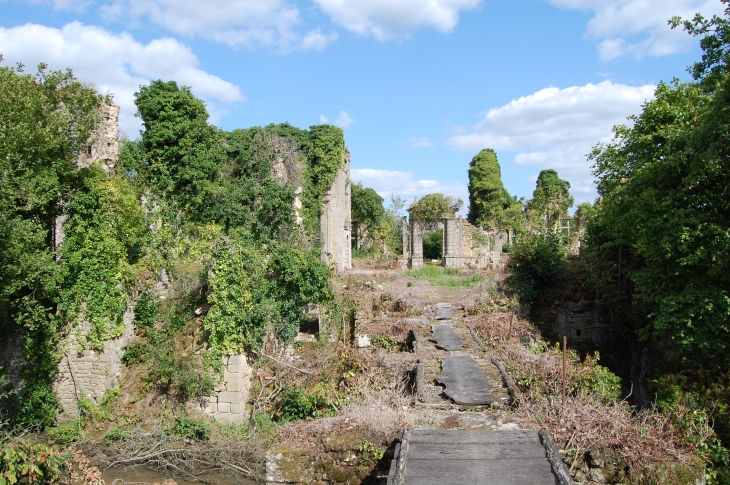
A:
77 102 120 175
53 305 135 423
320 152 352 273
203 355 253 425
442 217 491 269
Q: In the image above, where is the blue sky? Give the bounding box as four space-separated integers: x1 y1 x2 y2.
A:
1 0 725 212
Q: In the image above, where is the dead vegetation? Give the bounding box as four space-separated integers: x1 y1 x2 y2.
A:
469 310 702 480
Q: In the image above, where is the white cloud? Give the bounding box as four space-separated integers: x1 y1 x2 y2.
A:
100 0 326 50
351 168 468 214
319 114 330 124
409 137 434 148
335 111 356 129
0 22 244 135
448 80 655 202
314 0 481 40
301 28 339 50
548 0 726 60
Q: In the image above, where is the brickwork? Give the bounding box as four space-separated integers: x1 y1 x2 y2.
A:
203 355 253 424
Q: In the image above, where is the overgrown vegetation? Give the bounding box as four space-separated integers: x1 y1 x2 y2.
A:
0 66 341 434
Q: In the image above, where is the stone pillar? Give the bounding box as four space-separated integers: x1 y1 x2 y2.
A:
409 218 424 269
204 354 252 425
320 152 352 273
398 217 409 268
442 217 460 268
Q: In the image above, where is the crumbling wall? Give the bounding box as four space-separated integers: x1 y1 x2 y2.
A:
53 305 135 423
439 217 510 269
203 355 253 425
320 152 352 273
77 102 120 175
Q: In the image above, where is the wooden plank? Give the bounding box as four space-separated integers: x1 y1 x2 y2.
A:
405 473 557 485
429 324 464 351
405 457 553 477
436 354 494 405
406 442 547 460
410 429 540 445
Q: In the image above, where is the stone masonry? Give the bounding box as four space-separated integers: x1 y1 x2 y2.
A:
203 355 253 425
77 102 120 175
320 151 352 273
53 305 135 423
408 219 425 269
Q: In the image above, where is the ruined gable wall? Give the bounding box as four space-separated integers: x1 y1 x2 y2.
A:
320 151 352 273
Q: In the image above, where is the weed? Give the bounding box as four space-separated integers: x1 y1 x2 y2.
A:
163 416 212 441
370 334 400 353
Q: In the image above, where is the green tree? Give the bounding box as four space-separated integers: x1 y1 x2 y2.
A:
408 193 462 221
134 80 226 220
527 169 573 228
467 149 514 228
590 76 730 366
351 183 385 229
423 230 443 260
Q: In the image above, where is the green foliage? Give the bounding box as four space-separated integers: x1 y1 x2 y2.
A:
205 239 333 351
164 416 212 441
278 387 332 422
370 334 400 353
0 62 104 428
589 76 730 366
526 169 573 228
509 230 567 306
134 80 226 220
408 193 462 221
58 169 147 350
301 124 346 238
352 183 385 228
467 149 517 229
573 353 622 404
0 441 72 485
422 230 443 260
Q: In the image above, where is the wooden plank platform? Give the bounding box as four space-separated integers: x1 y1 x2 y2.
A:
388 430 558 485
436 354 494 405
430 324 464 351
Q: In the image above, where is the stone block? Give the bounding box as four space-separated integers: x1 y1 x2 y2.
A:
217 402 231 413
225 380 245 392
224 372 245 383
216 391 241 404
226 364 242 374
227 355 242 366
214 412 242 425
230 402 244 414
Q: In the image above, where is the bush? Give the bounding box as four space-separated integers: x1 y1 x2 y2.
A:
164 416 212 441
423 230 443 259
509 230 567 305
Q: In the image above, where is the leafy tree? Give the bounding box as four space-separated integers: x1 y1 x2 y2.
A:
671 0 730 88
527 169 573 228
467 149 515 228
590 76 730 366
134 80 226 220
351 183 385 229
408 193 462 221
